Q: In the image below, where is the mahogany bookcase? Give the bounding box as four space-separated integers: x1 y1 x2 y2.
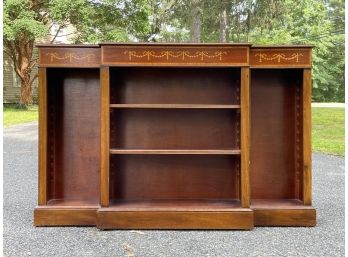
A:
34 43 316 229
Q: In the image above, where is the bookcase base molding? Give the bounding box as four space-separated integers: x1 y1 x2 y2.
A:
35 43 316 229
34 207 316 228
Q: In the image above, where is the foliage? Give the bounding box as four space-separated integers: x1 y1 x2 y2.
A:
75 0 150 42
4 0 344 103
149 0 344 102
4 0 90 106
312 107 345 155
3 104 38 127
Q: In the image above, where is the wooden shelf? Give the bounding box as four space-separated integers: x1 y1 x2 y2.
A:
109 149 241 155
46 199 99 208
108 199 243 211
250 199 313 209
110 104 240 109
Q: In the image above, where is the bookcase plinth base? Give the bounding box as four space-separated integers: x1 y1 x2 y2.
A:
96 209 254 230
34 206 316 228
253 208 316 227
34 207 98 226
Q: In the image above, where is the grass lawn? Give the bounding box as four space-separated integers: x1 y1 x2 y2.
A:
3 105 38 127
2 105 345 155
312 107 344 156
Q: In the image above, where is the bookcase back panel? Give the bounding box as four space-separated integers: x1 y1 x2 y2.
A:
110 109 239 149
250 69 302 199
110 155 239 200
47 69 100 201
110 68 240 104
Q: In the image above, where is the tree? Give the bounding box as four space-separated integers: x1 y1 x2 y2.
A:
190 0 202 42
4 0 343 103
75 0 151 43
4 0 89 106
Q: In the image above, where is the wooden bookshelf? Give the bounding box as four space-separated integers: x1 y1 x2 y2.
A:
34 43 316 229
109 104 241 109
109 149 241 155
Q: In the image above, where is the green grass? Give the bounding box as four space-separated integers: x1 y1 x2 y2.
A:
2 105 345 155
3 104 38 127
312 107 344 156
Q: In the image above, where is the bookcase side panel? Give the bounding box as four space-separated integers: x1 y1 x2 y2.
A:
38 67 48 205
302 68 312 205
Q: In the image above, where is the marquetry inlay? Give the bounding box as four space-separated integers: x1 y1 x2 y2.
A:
255 53 303 63
46 53 96 63
124 50 228 61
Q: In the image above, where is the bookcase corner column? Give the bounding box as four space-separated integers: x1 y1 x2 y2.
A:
38 67 48 205
240 67 251 208
302 68 312 205
100 66 110 207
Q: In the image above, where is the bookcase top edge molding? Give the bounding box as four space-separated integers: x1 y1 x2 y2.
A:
37 43 313 68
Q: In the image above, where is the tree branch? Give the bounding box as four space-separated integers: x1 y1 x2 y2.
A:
49 31 77 38
50 24 63 43
29 73 39 85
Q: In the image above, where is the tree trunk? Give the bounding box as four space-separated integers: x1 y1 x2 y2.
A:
219 8 228 42
190 0 201 43
6 36 36 106
19 75 33 106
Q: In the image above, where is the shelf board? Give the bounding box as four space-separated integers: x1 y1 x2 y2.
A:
108 199 244 211
110 104 240 109
251 199 314 210
109 149 241 155
46 199 99 209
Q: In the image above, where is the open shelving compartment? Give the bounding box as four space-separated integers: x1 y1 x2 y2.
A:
96 67 254 229
250 69 316 226
34 68 101 226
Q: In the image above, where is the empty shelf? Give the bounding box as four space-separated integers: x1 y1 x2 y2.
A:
110 104 240 109
109 149 241 155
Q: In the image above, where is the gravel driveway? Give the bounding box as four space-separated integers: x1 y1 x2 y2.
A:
4 122 345 257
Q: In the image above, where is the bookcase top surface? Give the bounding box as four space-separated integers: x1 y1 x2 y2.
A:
35 43 314 48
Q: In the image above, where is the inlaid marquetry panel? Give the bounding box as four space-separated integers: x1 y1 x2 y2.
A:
102 46 249 66
250 48 312 68
39 47 100 67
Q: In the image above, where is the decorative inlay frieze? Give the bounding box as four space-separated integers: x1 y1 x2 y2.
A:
124 50 228 61
46 53 95 63
255 53 303 63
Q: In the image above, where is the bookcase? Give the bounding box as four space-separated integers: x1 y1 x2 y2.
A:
34 43 316 229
